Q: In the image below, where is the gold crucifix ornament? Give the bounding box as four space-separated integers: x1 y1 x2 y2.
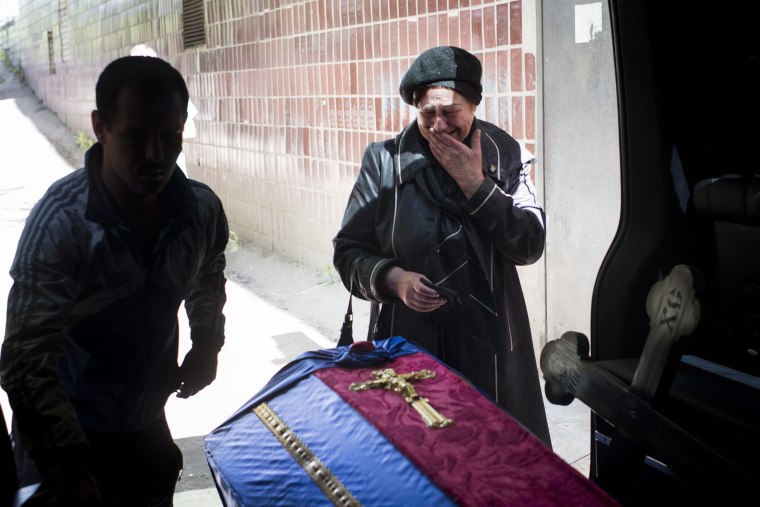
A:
349 368 454 429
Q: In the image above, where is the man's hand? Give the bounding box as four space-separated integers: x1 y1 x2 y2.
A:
384 267 446 313
177 344 219 398
23 464 102 507
425 128 484 198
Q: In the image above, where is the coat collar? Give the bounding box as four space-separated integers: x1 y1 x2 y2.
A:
394 118 508 186
83 143 199 228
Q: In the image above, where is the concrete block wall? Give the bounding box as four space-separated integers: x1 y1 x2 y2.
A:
186 0 540 269
0 19 18 64
11 0 539 273
12 0 184 137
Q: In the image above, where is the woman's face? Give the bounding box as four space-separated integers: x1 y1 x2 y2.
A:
416 87 477 143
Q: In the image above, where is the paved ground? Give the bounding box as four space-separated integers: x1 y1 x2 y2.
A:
0 62 590 506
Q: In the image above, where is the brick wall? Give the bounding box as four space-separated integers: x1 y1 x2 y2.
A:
12 0 538 270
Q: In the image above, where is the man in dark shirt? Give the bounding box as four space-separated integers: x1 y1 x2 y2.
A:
0 55 229 506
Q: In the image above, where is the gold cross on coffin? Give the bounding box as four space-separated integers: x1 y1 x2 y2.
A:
349 368 454 429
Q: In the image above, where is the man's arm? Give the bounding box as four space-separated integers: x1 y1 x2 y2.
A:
178 192 229 398
0 218 90 475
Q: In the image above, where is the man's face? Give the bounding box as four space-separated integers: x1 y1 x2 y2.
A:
93 86 185 196
416 87 477 143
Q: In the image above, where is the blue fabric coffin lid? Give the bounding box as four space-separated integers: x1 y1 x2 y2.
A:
214 336 424 428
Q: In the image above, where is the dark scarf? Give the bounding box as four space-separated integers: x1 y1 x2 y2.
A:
403 125 495 318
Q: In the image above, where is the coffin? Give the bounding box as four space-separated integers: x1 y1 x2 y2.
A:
204 336 618 506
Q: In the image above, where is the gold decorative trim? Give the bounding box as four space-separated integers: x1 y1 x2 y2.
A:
253 402 362 507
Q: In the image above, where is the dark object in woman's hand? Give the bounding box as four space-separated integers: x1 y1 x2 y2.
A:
421 278 462 306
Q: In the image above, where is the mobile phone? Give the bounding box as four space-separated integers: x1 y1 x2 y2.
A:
421 278 461 304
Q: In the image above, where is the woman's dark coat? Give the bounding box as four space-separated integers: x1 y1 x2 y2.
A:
333 118 551 446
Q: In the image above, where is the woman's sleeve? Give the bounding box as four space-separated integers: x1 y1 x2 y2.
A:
462 144 546 265
333 145 397 303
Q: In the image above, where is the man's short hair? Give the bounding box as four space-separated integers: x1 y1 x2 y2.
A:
95 56 190 126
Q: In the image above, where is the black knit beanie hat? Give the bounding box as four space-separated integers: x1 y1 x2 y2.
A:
399 46 483 106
